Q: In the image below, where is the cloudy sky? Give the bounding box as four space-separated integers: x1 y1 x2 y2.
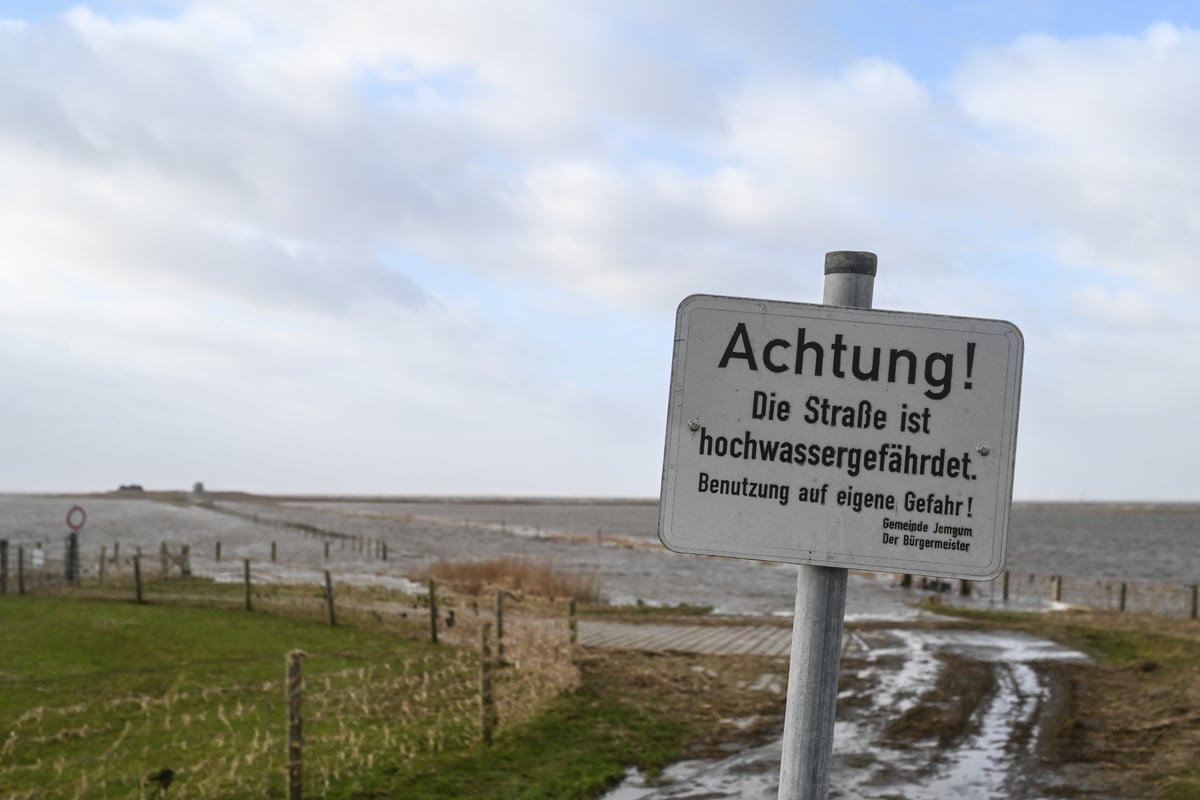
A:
2 1 1199 500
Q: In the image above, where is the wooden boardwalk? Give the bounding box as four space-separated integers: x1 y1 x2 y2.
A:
577 620 792 657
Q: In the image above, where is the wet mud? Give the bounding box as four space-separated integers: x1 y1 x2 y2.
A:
607 628 1108 800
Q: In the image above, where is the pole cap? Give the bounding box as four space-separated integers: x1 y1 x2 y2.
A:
824 251 877 276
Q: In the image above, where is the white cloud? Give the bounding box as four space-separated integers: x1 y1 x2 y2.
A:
1069 285 1175 329
2 4 1200 498
954 23 1200 294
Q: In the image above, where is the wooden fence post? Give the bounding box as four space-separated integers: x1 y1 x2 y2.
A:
134 556 144 604
323 541 330 560
1191 584 1198 620
568 599 578 645
429 579 438 644
286 650 305 800
271 542 277 562
17 546 25 595
324 571 336 628
99 545 107 585
1002 570 1010 603
66 533 80 586
0 539 8 594
1118 582 1128 613
113 542 120 575
495 591 505 662
215 541 222 563
480 623 496 747
1051 575 1062 603
244 559 253 612
381 542 388 561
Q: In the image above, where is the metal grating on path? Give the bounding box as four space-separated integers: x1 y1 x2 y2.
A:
577 621 791 657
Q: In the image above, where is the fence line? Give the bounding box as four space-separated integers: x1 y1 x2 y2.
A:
901 570 1200 619
3 534 1196 622
0 568 580 799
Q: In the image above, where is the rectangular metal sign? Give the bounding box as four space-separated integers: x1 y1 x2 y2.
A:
659 294 1024 580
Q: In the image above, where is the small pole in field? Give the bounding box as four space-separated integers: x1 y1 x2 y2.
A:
271 541 277 562
134 555 144 604
1002 570 1010 603
99 545 107 585
495 591 505 662
17 546 25 595
0 539 8 594
323 541 330 560
429 579 439 644
324 571 336 627
244 559 253 612
286 650 305 800
65 533 80 586
568 599 578 645
1052 575 1063 603
1119 581 1128 613
778 252 874 800
480 623 496 746
1191 584 1198 619
215 541 222 563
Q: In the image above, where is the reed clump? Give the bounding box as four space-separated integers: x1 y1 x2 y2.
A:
418 557 601 602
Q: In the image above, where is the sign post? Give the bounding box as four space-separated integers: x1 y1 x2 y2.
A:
658 252 1023 798
779 253 873 799
65 504 87 587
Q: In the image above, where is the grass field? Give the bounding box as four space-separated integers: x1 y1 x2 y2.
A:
0 596 488 798
0 591 777 800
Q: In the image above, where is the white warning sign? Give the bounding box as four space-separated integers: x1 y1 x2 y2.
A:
659 294 1024 580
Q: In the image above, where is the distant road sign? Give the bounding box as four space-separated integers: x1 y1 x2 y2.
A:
659 294 1024 580
66 505 87 532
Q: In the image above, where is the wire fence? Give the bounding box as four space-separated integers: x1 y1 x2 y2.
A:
908 570 1200 619
0 540 580 800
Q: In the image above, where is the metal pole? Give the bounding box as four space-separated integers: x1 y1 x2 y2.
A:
778 251 876 800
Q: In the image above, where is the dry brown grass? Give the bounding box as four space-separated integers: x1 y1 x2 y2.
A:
416 557 601 602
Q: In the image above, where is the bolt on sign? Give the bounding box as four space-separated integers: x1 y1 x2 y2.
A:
659 294 1024 580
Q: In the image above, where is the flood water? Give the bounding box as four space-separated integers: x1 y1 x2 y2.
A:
3 496 1198 616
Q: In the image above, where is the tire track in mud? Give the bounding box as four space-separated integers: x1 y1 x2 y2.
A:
834 628 1097 799
607 627 1103 800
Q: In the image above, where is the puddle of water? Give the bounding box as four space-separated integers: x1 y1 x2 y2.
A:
602 629 1091 800
604 740 783 800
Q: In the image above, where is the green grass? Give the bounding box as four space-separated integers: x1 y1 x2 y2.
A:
1160 777 1200 800
0 594 702 800
358 682 685 799
1056 625 1197 667
916 604 1037 627
0 596 472 798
